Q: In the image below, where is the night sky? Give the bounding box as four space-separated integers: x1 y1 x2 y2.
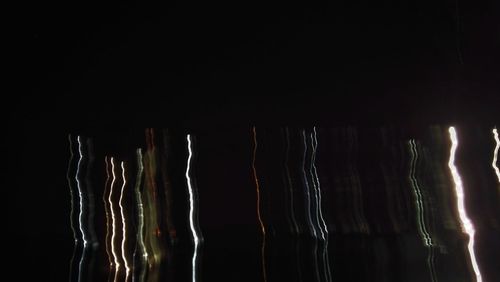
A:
11 1 500 281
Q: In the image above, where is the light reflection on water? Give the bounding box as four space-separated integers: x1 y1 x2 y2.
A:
67 126 499 282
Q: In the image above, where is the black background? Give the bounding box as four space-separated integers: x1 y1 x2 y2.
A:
10 0 500 280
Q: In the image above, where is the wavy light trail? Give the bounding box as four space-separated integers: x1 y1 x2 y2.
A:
448 127 483 282
109 158 121 282
120 161 131 281
186 134 201 282
251 127 267 282
492 128 500 183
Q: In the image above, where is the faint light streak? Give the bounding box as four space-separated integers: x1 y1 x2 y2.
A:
492 128 500 183
133 148 148 282
284 128 299 234
302 130 321 281
448 127 483 282
109 157 121 281
312 128 328 239
135 149 148 259
309 131 324 240
312 127 333 282
186 134 201 282
67 135 77 243
67 135 78 282
302 130 317 239
251 127 267 282
104 157 113 269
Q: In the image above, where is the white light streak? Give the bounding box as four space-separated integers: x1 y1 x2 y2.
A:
109 157 121 281
492 128 500 183
186 134 200 282
448 126 483 282
120 161 131 281
76 136 87 247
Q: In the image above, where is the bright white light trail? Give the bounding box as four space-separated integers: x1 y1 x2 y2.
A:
492 128 500 183
186 134 201 282
448 126 483 282
120 161 131 281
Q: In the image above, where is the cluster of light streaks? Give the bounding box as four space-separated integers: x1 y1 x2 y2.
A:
302 129 324 281
67 135 98 282
66 126 500 281
493 128 500 183
408 139 438 282
310 127 332 282
448 127 483 282
251 127 267 282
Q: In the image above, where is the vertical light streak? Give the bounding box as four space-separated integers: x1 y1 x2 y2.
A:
284 128 299 234
311 128 328 239
67 135 77 242
251 127 267 282
67 135 78 282
408 140 437 282
312 127 333 282
76 136 87 247
186 134 200 282
109 158 121 282
309 132 324 240
134 149 148 282
103 157 114 271
492 128 500 183
76 136 88 282
448 127 483 282
120 161 131 281
302 130 321 282
85 140 98 249
302 130 317 239
408 140 434 247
